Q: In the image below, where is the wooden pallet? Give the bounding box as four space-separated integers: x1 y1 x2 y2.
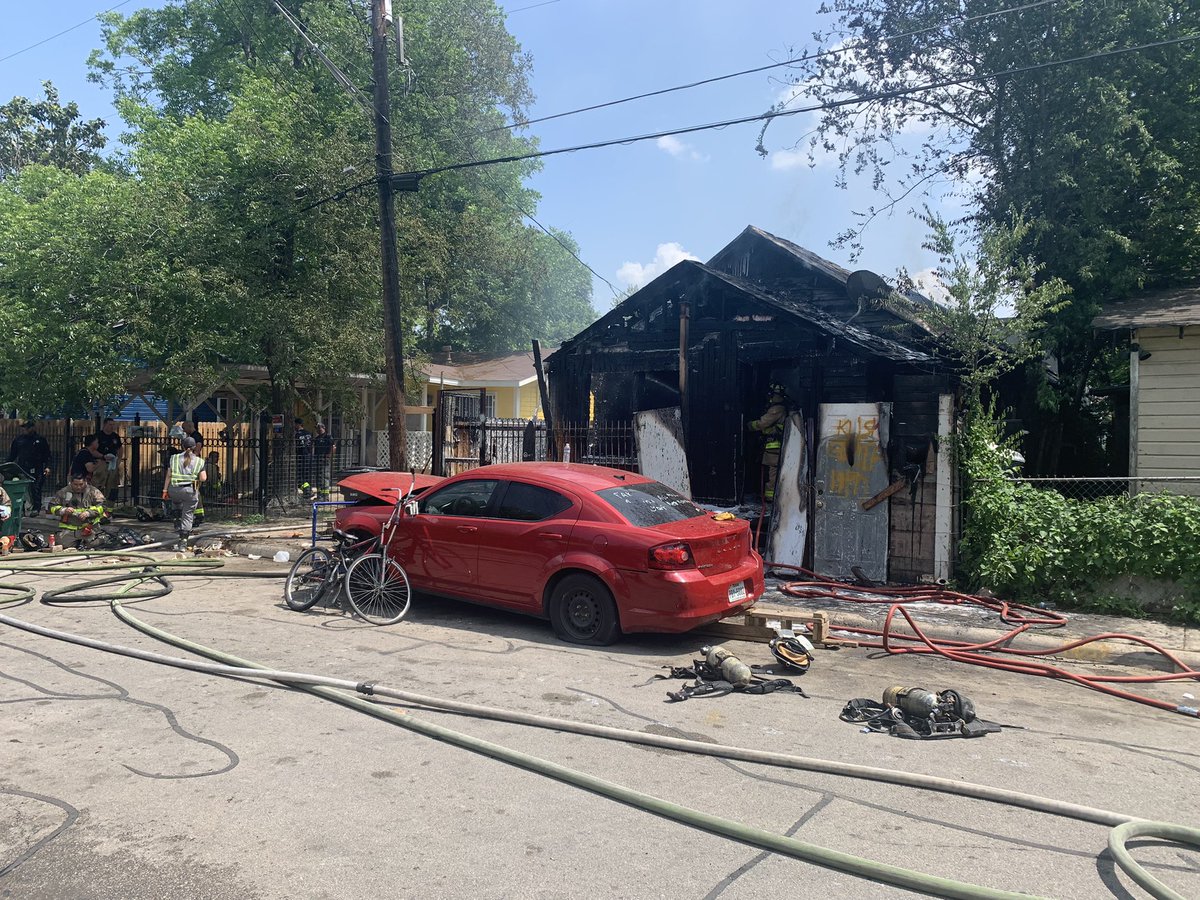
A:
699 605 859 649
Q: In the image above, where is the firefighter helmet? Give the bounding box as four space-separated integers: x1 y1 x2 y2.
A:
19 530 48 552
768 382 788 401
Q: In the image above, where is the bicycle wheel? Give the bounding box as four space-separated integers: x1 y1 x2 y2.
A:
285 547 337 611
343 552 412 625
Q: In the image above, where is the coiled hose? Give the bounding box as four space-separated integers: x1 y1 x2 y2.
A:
1 555 1198 899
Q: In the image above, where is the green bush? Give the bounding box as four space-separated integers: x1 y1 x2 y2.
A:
959 412 1200 623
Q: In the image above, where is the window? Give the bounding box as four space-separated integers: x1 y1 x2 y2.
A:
450 393 497 421
496 482 572 522
597 482 706 527
421 479 499 517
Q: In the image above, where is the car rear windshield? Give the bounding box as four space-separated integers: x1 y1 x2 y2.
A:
597 482 706 527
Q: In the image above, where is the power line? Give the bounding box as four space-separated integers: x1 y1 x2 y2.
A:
0 0 137 65
399 31 1200 180
270 0 372 115
507 0 561 12
436 0 1066 147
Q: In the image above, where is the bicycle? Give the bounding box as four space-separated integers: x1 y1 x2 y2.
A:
284 480 414 625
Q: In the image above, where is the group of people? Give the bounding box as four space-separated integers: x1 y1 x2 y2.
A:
4 419 114 551
293 418 337 497
4 416 340 552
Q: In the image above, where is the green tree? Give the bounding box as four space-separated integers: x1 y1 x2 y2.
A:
765 0 1200 472
0 82 107 178
900 209 1069 411
0 165 168 410
90 0 594 363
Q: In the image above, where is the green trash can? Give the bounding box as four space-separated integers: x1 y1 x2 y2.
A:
0 461 32 540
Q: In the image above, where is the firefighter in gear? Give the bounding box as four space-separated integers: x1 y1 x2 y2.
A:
161 437 207 551
748 384 789 502
49 475 106 548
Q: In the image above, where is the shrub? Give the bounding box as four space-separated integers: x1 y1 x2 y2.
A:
958 412 1200 623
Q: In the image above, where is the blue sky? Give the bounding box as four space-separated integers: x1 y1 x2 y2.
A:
3 0 954 311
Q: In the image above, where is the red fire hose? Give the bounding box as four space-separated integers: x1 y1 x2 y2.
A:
766 562 1200 719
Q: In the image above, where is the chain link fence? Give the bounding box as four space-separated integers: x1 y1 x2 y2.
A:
1003 476 1200 501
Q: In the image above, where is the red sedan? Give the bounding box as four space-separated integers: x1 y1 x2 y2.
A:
335 471 445 539
337 462 762 644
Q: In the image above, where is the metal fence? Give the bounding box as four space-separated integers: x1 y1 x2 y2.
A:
434 415 637 476
1002 476 1200 501
129 426 363 517
0 418 367 520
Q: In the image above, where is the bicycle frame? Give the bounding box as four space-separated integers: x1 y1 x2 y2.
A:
377 472 418 550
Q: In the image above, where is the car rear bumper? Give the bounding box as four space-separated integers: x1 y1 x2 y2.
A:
615 554 764 634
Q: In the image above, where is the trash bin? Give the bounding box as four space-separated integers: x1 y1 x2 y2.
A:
0 461 32 540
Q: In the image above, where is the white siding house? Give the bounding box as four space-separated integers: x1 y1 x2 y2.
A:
1094 286 1200 496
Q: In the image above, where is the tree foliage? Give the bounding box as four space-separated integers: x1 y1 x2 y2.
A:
765 1 1200 472
0 82 107 179
899 209 1069 409
0 0 595 413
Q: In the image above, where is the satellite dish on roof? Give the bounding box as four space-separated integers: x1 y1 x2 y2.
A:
847 269 892 302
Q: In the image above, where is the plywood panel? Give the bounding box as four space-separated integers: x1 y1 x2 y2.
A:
634 407 691 499
767 413 808 567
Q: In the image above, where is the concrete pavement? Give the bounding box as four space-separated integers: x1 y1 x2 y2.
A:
1 552 1197 899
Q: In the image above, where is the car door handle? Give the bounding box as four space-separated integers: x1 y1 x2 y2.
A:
539 533 565 541
456 525 478 534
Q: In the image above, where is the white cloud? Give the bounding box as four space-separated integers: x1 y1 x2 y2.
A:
769 148 814 171
656 135 707 162
616 242 700 289
909 267 951 305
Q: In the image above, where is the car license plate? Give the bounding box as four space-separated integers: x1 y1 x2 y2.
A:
727 582 747 604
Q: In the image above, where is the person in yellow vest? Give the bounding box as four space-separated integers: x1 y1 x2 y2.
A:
748 383 789 503
49 474 106 548
162 436 207 551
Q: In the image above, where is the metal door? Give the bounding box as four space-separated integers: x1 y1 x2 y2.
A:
813 403 891 581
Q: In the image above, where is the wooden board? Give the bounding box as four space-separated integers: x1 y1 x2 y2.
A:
634 407 691 498
766 412 808 567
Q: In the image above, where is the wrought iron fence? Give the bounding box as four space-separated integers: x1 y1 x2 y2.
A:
0 418 369 520
129 426 364 518
434 416 637 476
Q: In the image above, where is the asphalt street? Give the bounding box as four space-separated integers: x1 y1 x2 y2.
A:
1 554 1198 899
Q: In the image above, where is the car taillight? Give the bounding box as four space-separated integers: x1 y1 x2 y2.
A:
649 541 694 570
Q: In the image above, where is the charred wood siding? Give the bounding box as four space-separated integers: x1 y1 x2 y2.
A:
686 330 741 501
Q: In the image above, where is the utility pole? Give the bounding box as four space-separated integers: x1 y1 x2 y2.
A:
371 0 409 471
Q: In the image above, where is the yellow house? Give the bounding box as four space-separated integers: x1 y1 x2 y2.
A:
417 349 551 430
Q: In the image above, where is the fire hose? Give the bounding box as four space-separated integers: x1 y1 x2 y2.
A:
768 562 1200 720
0 555 1197 898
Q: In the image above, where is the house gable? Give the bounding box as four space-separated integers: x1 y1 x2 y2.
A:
707 225 932 338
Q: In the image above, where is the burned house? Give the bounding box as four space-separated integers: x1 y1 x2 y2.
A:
546 226 957 584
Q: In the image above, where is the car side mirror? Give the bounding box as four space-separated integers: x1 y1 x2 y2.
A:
403 499 419 517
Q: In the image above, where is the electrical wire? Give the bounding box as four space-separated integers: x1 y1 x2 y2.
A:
397 31 1200 179
0 0 137 65
442 0 1068 147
